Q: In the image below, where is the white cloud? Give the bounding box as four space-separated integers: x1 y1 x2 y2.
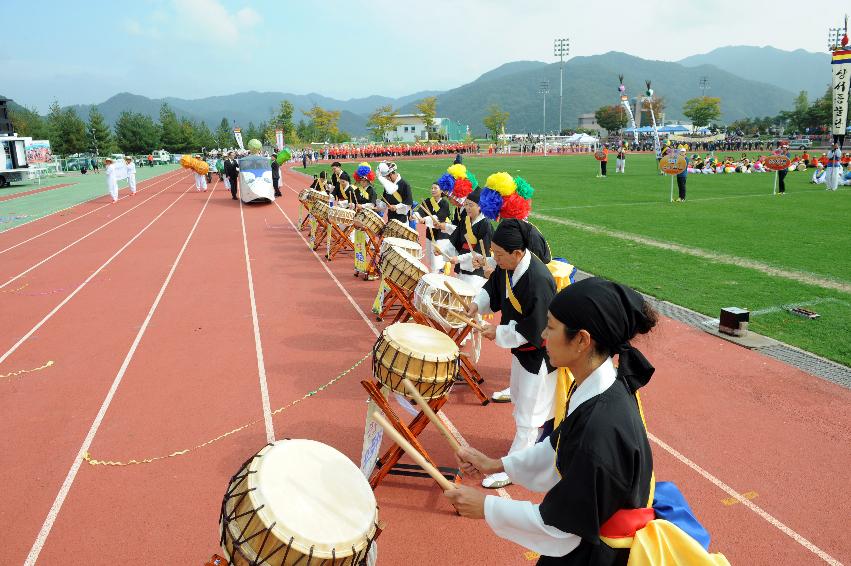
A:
170 0 260 46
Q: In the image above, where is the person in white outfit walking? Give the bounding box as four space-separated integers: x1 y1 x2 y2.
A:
124 156 137 195
104 158 119 203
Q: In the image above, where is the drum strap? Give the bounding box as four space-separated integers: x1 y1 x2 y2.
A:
464 215 478 248
505 271 523 314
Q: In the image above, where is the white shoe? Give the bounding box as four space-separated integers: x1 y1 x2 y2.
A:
482 472 511 489
491 387 511 403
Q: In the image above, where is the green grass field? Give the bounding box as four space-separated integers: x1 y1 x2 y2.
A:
303 154 851 367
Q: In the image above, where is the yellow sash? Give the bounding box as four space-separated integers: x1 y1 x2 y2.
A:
464 215 478 248
505 271 523 314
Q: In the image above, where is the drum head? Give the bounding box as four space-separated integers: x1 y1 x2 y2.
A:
251 439 377 558
382 237 423 258
419 273 476 297
383 323 459 361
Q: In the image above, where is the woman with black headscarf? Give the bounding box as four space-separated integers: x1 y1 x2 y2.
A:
447 277 657 565
465 219 558 489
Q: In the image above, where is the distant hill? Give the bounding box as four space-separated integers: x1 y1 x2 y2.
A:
400 51 796 135
679 46 831 98
5 48 815 139
59 90 446 137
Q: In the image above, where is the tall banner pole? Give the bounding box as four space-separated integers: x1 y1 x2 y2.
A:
773 171 777 195
670 175 675 202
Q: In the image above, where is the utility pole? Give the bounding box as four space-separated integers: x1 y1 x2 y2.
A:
538 80 550 155
699 76 710 98
553 38 570 135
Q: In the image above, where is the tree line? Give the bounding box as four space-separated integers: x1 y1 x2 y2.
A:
7 100 354 157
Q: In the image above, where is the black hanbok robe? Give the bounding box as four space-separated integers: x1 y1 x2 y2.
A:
538 380 654 565
480 253 555 374
384 177 413 224
448 211 493 279
421 196 450 241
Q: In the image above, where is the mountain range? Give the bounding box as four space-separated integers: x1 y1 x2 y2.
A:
4 46 832 137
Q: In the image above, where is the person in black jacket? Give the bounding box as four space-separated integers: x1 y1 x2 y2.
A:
417 182 451 272
271 158 281 197
223 151 239 200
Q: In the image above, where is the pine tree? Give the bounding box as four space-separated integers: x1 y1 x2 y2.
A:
159 103 182 152
87 107 114 156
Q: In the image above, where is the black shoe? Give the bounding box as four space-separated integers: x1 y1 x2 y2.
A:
274 192 282 197
232 196 238 200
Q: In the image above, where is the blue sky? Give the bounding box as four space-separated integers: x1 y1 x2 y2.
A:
2 0 844 112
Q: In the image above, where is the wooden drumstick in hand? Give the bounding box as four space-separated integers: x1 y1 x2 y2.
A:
402 378 461 452
444 281 471 310
447 310 485 331
372 413 456 491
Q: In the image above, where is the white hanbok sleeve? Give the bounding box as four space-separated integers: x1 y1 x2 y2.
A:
495 320 529 349
473 288 492 315
501 440 561 492
484 496 580 557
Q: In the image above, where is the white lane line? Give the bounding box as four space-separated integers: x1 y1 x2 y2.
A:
0 170 178 256
0 183 194 367
0 168 181 239
273 189 511 500
240 198 275 443
648 433 841 565
0 172 189 289
22 181 219 566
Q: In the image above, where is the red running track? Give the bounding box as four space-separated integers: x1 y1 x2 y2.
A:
0 164 847 565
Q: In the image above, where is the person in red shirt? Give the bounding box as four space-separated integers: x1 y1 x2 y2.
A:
598 145 609 177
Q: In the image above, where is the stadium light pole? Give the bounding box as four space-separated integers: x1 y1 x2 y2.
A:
554 38 570 135
538 80 550 155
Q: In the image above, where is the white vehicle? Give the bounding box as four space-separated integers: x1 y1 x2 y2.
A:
238 154 275 203
0 134 29 187
152 149 170 164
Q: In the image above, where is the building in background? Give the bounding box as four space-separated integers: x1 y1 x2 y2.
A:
386 115 470 142
577 113 605 136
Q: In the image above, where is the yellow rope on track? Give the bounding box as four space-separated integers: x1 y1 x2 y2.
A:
83 352 370 467
1 360 54 381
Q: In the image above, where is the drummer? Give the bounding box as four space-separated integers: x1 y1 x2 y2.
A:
377 161 413 224
416 182 451 272
352 164 378 279
447 277 657 564
310 171 330 193
333 171 352 204
479 218 552 404
440 188 492 288
464 219 557 489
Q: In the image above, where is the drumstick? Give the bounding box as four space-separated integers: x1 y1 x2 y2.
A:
372 413 456 491
402 378 461 452
444 281 471 310
447 310 485 331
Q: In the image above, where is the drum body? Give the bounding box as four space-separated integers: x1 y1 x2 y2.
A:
373 323 460 400
220 439 379 566
305 189 331 206
380 236 423 259
383 219 418 243
298 188 312 204
310 200 330 222
413 273 477 329
329 206 355 226
353 208 385 235
379 246 428 292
